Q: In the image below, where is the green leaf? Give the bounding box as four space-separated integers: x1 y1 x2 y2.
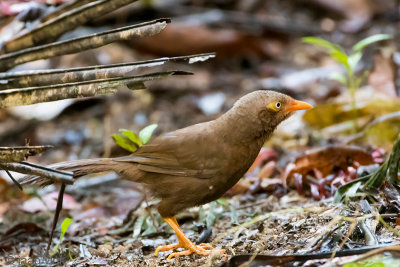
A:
302 37 344 53
352 34 392 53
142 213 157 235
60 218 73 240
216 198 229 207
112 134 138 152
345 181 362 198
199 201 224 228
333 175 371 203
330 50 350 69
229 205 239 225
206 201 218 228
343 254 400 267
330 73 347 85
303 37 350 69
348 52 362 71
139 124 158 144
51 217 72 256
120 129 142 147
132 214 146 238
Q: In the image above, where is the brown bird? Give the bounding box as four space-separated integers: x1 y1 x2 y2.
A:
22 90 312 259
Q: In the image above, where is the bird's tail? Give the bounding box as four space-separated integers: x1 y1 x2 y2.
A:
20 158 121 187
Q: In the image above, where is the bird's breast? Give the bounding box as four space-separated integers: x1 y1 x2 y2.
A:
202 139 265 202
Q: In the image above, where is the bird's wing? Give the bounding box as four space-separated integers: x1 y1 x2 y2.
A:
114 123 224 179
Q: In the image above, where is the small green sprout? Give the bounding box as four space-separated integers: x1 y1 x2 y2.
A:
51 217 73 256
303 34 392 131
112 124 158 152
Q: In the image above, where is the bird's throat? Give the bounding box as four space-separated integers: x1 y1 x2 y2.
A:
215 109 274 146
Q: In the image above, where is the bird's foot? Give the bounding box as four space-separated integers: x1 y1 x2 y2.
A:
154 243 181 255
156 217 225 259
155 242 225 259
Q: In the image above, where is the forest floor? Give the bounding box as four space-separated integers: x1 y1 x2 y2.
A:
1 0 400 266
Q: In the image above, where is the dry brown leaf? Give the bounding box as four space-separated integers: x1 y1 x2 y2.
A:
20 192 80 213
130 22 277 59
283 145 374 187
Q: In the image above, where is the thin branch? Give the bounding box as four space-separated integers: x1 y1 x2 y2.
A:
0 53 215 89
0 19 170 72
3 0 139 53
0 71 192 108
0 162 74 184
4 169 23 191
40 0 95 24
47 183 66 254
222 243 400 266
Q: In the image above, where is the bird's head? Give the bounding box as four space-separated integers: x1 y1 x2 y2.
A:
228 90 313 136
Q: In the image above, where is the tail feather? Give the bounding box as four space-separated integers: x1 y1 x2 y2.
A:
20 158 119 187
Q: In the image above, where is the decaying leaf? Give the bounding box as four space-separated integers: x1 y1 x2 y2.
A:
283 145 375 188
20 192 81 213
304 98 400 130
248 148 277 173
304 94 400 147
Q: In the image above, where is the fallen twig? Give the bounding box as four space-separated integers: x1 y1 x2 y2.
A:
219 243 400 267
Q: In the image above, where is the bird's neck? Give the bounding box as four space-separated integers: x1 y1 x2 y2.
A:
214 107 273 146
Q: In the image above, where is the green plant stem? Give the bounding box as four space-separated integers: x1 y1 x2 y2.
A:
347 70 359 132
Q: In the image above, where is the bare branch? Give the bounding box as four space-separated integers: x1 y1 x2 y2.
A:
3 0 139 53
0 71 192 108
3 169 23 191
0 53 215 89
40 0 94 24
0 162 74 184
0 19 170 72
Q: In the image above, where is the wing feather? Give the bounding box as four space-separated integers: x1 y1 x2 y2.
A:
113 123 223 179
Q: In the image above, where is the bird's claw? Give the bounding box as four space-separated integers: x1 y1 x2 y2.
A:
155 242 224 259
199 243 213 249
167 244 225 259
154 243 181 255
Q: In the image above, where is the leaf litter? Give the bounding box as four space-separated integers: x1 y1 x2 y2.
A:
1 0 400 266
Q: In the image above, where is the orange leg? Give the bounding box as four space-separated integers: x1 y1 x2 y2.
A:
154 217 225 259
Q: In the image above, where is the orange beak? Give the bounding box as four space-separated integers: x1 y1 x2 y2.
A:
287 100 313 112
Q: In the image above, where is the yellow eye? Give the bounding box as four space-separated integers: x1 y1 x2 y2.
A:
267 101 281 111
